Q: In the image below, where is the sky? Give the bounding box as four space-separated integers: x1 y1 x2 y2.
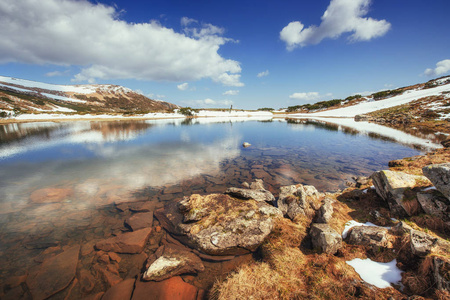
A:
0 0 449 110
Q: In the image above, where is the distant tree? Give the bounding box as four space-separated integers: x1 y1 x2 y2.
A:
257 107 274 111
178 107 197 116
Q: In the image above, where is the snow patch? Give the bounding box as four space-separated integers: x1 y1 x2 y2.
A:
346 258 402 289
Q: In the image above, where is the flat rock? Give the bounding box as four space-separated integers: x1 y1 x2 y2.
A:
143 246 204 281
310 223 342 254
102 278 135 300
26 245 80 300
132 276 198 300
29 188 73 203
125 212 154 231
95 228 152 254
155 193 282 255
224 187 275 202
277 184 323 221
371 170 430 217
423 163 450 200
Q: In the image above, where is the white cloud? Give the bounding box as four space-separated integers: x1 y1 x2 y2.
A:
45 70 68 77
280 0 391 50
424 59 450 76
223 90 239 96
257 70 269 78
177 83 189 91
288 92 334 102
0 0 243 86
181 17 197 27
183 98 233 107
289 92 321 101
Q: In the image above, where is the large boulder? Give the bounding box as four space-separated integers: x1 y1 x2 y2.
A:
316 197 334 224
154 193 282 255
346 226 390 250
277 184 323 221
410 230 438 257
416 192 449 220
371 170 430 217
423 163 450 200
310 223 342 254
142 246 204 281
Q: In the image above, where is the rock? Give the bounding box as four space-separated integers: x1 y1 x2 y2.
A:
155 193 282 255
132 276 198 300
371 170 430 217
346 226 390 250
431 256 450 291
102 278 135 300
93 264 122 288
310 223 342 254
316 197 334 223
242 142 251 148
115 201 156 213
26 245 80 300
353 176 370 188
224 187 275 202
29 187 73 203
125 212 154 231
390 221 414 235
95 228 152 254
423 163 450 200
142 246 204 281
277 184 323 221
250 179 265 190
410 230 438 257
79 269 96 293
417 192 449 220
441 139 450 148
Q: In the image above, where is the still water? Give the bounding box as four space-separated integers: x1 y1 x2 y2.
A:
0 117 428 294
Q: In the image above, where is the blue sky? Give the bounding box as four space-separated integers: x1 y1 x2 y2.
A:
0 0 449 109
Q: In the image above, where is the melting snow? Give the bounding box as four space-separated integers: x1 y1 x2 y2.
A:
346 258 402 289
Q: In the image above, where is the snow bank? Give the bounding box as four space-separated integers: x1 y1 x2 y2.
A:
346 258 402 289
291 117 442 150
291 84 450 118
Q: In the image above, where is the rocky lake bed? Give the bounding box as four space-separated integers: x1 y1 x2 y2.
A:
1 119 450 299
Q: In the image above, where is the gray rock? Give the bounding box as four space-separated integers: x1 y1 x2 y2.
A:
390 221 413 235
316 197 334 223
277 184 323 221
225 187 275 202
417 192 449 220
410 230 438 257
423 163 450 200
431 256 450 291
154 193 282 255
142 246 204 281
371 170 430 217
250 179 265 190
310 223 342 254
347 226 390 250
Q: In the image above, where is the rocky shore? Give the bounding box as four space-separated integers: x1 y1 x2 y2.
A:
2 145 450 299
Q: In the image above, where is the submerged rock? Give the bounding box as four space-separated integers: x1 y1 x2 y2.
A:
155 193 282 255
132 276 198 300
26 245 80 300
95 228 152 254
423 163 450 200
371 170 430 217
29 187 73 203
143 246 204 281
277 184 323 221
310 223 342 254
125 212 154 231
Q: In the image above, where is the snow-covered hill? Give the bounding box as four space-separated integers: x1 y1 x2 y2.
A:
291 76 450 118
0 75 179 115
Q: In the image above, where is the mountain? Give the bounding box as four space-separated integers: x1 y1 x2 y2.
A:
0 76 179 116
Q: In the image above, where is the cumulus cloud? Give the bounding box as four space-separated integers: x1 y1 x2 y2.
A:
45 70 69 77
257 70 269 78
0 0 243 86
177 83 189 91
223 90 239 96
289 92 321 101
424 59 450 76
183 98 233 108
280 0 391 50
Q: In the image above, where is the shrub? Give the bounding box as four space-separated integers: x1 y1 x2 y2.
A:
372 89 402 100
178 107 197 116
258 107 274 111
345 94 362 101
0 111 8 118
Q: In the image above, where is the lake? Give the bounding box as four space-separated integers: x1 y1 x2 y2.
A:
0 117 435 296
